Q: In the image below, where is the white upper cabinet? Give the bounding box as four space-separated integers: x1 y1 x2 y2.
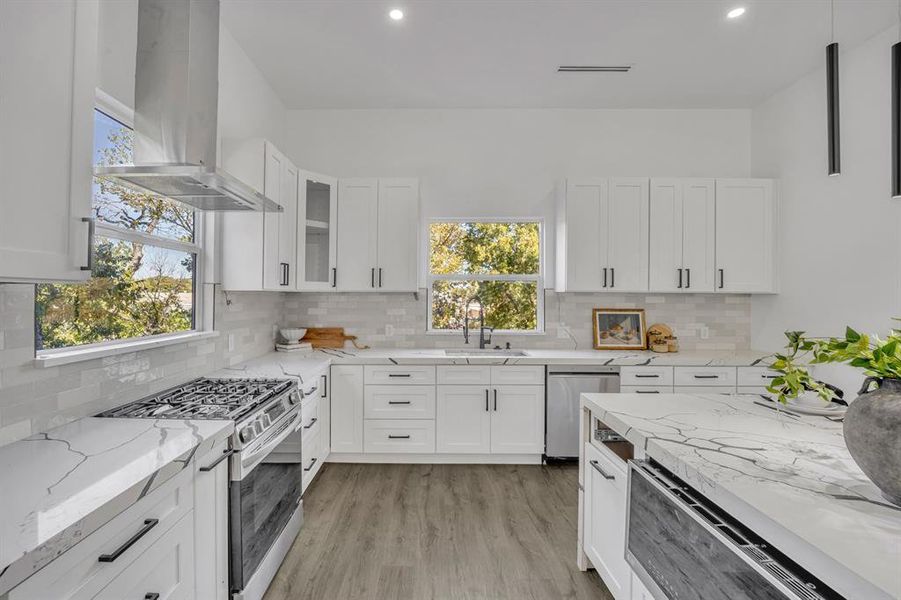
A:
298 171 338 291
607 178 649 292
220 139 298 291
557 178 648 292
377 179 419 291
0 0 98 283
649 178 715 292
337 178 420 292
715 179 778 293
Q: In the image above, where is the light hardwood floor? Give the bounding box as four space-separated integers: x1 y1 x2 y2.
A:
263 463 613 600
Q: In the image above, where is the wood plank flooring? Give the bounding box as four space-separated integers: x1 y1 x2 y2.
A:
263 463 613 600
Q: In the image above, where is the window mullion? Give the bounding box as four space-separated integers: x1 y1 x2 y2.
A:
94 222 202 255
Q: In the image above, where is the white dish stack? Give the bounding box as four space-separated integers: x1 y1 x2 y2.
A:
277 328 312 355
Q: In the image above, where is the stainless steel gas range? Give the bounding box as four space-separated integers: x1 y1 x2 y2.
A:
98 377 305 600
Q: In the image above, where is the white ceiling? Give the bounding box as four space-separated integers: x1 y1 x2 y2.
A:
221 0 899 109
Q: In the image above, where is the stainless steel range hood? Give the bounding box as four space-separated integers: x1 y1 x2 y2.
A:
95 0 280 212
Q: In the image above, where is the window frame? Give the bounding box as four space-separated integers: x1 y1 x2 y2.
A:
34 91 209 363
426 217 545 335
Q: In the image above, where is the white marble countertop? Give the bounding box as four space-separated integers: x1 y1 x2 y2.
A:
210 352 331 392
311 347 774 366
581 392 901 600
0 417 233 594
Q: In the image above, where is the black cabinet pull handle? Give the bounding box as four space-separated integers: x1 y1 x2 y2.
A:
602 267 607 288
371 267 375 288
718 268 724 289
590 460 615 480
322 374 328 397
761 374 779 379
635 374 659 379
98 519 159 562
677 268 683 289
610 268 615 288
388 400 412 405
279 262 289 286
332 267 337 288
694 375 720 379
388 373 412 378
80 217 95 271
493 388 498 411
685 268 691 289
199 448 234 472
388 434 411 439
636 390 660 394
145 594 160 600
304 457 318 472
378 267 383 288
303 417 319 429
485 389 489 411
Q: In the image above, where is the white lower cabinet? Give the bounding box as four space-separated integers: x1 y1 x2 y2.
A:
490 386 545 454
584 443 631 600
363 419 436 453
436 386 492 453
193 442 230 600
330 365 365 453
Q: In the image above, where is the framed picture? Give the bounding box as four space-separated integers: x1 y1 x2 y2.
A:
592 308 647 350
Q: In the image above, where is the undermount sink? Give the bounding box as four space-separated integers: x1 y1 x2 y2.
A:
443 349 528 357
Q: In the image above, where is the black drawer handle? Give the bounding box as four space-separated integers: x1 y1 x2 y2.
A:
388 434 411 439
145 594 160 600
388 400 412 405
589 460 615 480
388 373 412 378
761 374 779 379
636 390 660 394
694 375 721 379
99 519 159 562
303 417 318 429
199 448 234 472
635 374 659 379
304 457 318 472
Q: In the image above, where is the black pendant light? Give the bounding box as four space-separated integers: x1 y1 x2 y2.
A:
826 0 840 176
893 2 901 197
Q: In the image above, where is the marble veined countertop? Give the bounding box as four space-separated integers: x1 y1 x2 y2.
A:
311 347 774 366
581 392 901 600
210 351 331 390
0 417 233 595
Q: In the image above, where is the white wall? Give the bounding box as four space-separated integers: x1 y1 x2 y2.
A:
750 26 901 355
284 108 751 283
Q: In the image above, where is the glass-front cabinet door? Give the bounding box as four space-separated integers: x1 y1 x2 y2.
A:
297 171 338 290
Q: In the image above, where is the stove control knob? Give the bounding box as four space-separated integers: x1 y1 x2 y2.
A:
288 391 300 406
239 427 254 443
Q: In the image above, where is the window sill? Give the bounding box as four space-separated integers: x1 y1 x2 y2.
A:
33 331 220 368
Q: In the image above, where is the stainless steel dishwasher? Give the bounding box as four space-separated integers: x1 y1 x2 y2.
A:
546 365 620 460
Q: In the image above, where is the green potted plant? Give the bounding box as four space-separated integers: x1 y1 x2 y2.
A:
767 323 901 505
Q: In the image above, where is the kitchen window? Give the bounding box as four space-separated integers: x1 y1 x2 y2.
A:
428 220 543 333
35 106 203 353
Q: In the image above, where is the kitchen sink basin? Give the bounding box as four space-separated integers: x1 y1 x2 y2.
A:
443 349 528 357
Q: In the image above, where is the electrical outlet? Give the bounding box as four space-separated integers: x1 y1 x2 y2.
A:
228 334 235 352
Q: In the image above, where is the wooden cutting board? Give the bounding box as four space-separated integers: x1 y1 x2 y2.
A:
301 327 368 349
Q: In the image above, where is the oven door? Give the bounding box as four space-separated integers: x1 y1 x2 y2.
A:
230 408 304 595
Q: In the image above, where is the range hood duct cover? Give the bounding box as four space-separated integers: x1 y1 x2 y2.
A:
95 0 281 212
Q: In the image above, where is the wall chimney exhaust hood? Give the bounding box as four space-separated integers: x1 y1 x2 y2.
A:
95 0 281 212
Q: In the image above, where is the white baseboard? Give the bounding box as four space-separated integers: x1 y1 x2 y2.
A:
325 453 543 465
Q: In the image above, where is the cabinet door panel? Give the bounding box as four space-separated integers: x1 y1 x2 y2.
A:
649 179 683 292
584 444 630 600
330 365 364 453
262 143 284 290
337 179 379 291
436 386 491 453
0 0 97 282
681 179 716 292
607 178 649 292
563 180 606 291
193 442 229 600
490 386 544 454
715 179 776 293
279 160 299 289
298 171 338 291
377 179 419 291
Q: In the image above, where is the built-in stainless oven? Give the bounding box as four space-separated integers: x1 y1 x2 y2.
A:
229 389 304 600
626 460 843 600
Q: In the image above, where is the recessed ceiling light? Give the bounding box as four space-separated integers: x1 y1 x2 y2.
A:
389 8 404 21
726 6 746 19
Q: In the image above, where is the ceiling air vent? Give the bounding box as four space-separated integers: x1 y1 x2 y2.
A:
557 66 632 73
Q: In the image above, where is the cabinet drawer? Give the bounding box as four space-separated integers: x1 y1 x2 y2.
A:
490 365 544 386
621 366 673 386
620 385 674 394
92 511 195 600
300 396 320 431
674 386 736 395
9 467 193 600
364 385 436 419
437 365 491 385
364 365 436 385
302 429 321 492
674 366 736 387
737 366 781 386
363 420 436 453
585 441 627 483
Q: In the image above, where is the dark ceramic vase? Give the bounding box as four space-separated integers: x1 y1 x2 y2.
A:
843 377 901 506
